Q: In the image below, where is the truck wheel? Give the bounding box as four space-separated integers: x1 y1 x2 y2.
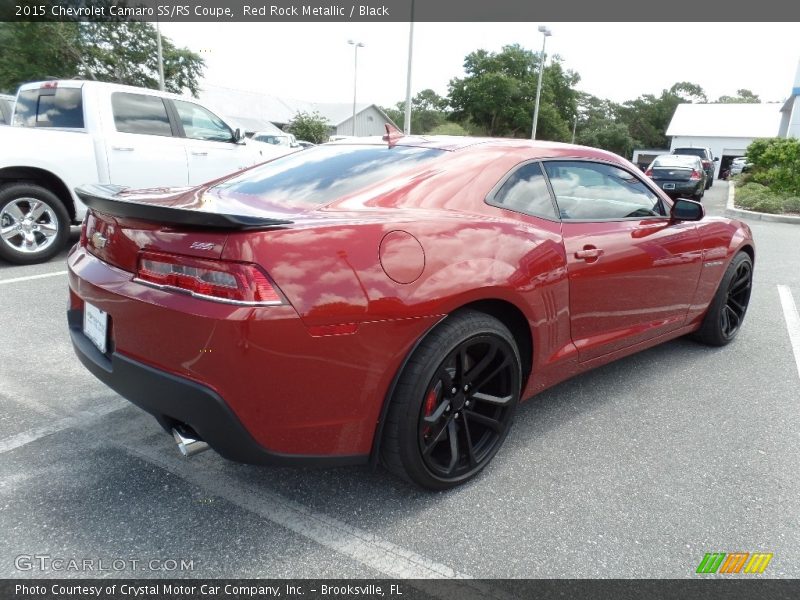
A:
0 183 70 264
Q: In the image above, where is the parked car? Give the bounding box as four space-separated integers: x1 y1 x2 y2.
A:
730 157 752 176
251 132 299 148
672 147 717 189
0 80 283 264
645 154 707 201
0 93 14 125
68 135 754 490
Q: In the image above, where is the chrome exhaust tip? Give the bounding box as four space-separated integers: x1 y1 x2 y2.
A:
171 426 209 458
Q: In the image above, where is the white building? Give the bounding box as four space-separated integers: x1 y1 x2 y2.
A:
666 103 783 178
665 58 800 178
198 84 397 138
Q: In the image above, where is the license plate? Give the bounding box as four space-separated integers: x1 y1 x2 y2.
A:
83 301 108 354
663 183 675 190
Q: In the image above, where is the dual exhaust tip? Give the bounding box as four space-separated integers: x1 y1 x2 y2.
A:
171 426 209 458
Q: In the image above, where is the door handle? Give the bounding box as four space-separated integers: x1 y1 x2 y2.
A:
575 246 603 261
191 151 208 156
112 146 134 151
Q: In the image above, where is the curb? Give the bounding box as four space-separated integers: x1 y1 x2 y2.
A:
724 182 800 224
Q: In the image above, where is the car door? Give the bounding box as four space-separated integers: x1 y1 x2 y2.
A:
542 160 703 362
106 92 189 188
170 99 256 185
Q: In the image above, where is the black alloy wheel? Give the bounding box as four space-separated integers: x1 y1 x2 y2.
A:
719 258 752 339
381 311 522 489
693 252 753 346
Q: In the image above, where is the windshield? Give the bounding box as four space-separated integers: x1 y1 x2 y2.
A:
214 144 445 207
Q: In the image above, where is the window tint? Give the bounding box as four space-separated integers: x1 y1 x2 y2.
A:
13 88 84 128
543 161 665 220
490 162 557 220
173 100 233 142
0 98 12 124
673 148 706 159
112 93 172 136
215 145 444 207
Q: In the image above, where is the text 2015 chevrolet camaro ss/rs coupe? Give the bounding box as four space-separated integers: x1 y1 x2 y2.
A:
68 132 754 489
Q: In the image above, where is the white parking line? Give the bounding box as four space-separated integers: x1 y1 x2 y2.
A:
778 285 800 381
0 400 124 454
121 444 470 581
0 270 68 285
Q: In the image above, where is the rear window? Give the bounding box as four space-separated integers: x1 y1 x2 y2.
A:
112 92 173 137
214 145 445 206
0 97 12 124
653 156 697 167
13 87 84 128
673 148 706 158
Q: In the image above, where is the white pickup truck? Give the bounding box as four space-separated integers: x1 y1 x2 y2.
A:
0 80 288 264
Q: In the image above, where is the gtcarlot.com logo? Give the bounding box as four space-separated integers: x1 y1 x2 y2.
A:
696 552 773 574
15 554 195 572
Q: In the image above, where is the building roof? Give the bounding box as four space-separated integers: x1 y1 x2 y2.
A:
199 84 392 128
666 103 783 138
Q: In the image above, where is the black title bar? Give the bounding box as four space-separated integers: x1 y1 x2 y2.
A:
2 0 800 22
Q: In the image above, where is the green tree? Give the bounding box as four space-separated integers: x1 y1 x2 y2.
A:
617 82 707 149
716 89 761 103
427 122 469 136
447 44 579 138
286 111 331 144
381 89 448 134
0 21 204 96
0 22 82 92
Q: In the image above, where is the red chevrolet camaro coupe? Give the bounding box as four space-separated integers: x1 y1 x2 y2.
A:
68 133 754 489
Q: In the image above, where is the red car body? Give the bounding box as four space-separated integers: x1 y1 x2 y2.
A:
68 136 754 480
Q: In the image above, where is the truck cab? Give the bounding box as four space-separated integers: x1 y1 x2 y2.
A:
0 80 274 264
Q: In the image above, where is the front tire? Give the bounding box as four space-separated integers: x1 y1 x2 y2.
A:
0 183 70 264
693 252 753 346
381 311 522 490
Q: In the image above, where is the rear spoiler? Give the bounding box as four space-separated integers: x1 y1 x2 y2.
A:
75 184 293 230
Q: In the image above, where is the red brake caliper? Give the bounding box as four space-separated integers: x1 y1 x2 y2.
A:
422 387 437 436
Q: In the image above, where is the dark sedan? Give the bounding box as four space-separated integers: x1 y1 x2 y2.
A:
646 154 707 201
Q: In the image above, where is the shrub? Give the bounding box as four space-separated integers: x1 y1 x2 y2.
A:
745 137 800 195
735 181 799 214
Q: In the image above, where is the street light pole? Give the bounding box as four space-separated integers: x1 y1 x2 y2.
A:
348 40 365 136
571 114 577 143
403 0 415 135
531 25 552 140
156 19 165 92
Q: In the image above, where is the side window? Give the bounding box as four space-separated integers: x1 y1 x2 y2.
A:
172 100 233 142
489 162 558 220
13 88 84 128
112 92 173 137
542 161 665 220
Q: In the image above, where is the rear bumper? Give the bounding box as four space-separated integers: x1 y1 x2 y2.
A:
68 309 367 467
656 180 703 198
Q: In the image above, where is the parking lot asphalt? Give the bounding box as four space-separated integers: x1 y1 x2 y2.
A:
1 181 799 581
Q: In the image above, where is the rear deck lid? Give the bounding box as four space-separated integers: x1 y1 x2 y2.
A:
76 184 294 273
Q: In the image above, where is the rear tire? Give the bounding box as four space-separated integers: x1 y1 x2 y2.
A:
693 252 753 346
0 183 70 265
381 310 522 490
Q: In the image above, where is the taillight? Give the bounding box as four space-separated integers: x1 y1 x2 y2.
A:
644 168 653 177
690 169 702 180
79 218 89 246
135 251 284 306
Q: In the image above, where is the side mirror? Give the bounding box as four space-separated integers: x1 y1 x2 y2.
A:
713 157 719 162
233 128 245 144
671 198 704 222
